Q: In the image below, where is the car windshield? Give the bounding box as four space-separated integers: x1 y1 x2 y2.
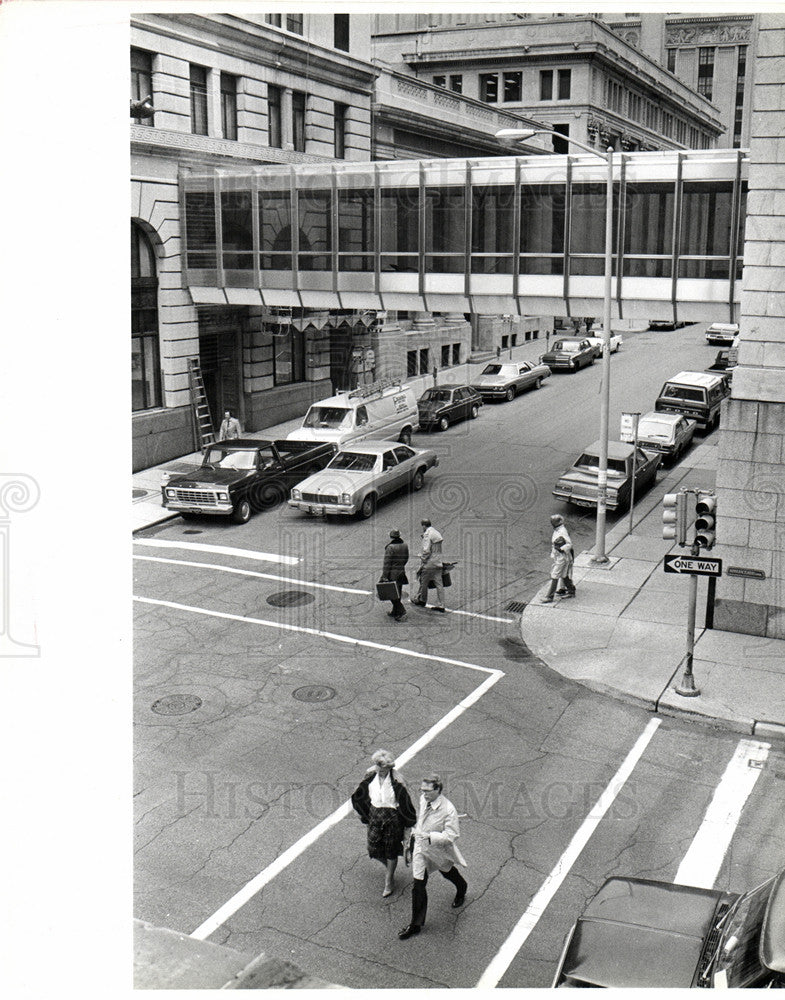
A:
480 364 513 376
662 385 706 402
553 341 580 352
575 454 628 475
638 419 674 440
714 878 777 987
421 390 451 402
303 406 352 429
204 447 259 470
327 452 377 472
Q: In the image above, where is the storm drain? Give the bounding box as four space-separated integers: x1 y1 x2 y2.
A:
506 601 527 614
151 694 203 716
183 529 202 534
267 590 315 608
292 685 336 703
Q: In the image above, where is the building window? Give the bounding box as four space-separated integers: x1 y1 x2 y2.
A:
733 45 747 147
433 75 446 88
220 73 237 140
698 47 714 101
452 343 461 365
131 222 161 412
267 84 282 148
292 90 306 152
552 123 570 154
265 13 282 27
334 102 347 159
273 326 305 385
450 74 462 93
131 48 154 126
286 13 304 34
441 344 450 367
418 348 429 374
557 69 571 100
407 350 417 378
190 64 208 135
540 70 553 101
480 73 499 103
503 71 522 102
334 13 350 51
667 49 676 73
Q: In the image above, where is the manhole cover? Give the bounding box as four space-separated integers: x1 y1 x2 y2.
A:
267 590 315 608
506 601 527 614
183 529 202 534
293 685 336 703
151 694 203 716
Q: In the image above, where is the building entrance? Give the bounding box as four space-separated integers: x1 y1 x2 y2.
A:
198 308 244 433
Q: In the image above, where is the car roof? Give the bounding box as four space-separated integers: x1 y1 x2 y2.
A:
581 440 636 459
664 371 726 388
639 411 683 425
335 441 414 455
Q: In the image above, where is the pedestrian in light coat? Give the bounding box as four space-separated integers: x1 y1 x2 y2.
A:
541 514 576 603
380 529 409 621
411 518 446 612
398 773 468 939
218 410 242 440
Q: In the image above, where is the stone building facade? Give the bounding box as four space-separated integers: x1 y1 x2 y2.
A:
713 14 785 639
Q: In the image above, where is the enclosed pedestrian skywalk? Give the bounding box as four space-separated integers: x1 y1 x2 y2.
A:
182 148 747 323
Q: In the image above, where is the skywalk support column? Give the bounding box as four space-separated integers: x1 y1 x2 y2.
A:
713 14 785 639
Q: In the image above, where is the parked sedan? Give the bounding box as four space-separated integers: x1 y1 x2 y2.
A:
470 360 551 401
635 412 696 463
288 441 438 519
541 337 596 372
705 322 739 345
553 440 661 510
585 329 623 354
418 384 482 431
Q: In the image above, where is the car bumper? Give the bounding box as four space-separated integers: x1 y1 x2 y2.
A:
163 500 233 515
553 489 620 510
706 335 734 345
471 387 508 397
288 500 356 516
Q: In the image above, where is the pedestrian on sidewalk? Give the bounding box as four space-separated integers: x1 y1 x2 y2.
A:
218 410 242 440
411 518 446 612
380 529 409 621
541 514 576 603
351 750 416 898
398 773 468 939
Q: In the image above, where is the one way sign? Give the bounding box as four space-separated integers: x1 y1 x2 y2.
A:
663 554 723 577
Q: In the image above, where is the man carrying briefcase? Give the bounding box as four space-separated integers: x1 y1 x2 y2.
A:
378 529 409 621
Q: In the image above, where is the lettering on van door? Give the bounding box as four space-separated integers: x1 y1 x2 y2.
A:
392 393 408 414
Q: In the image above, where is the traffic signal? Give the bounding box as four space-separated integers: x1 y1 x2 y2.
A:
695 493 717 549
662 491 688 545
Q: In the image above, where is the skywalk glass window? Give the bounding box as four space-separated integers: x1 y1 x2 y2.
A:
380 188 419 272
425 187 466 272
221 189 253 270
338 186 374 271
520 184 564 274
298 188 332 270
680 181 733 278
259 190 293 270
184 190 217 270
622 183 674 277
471 185 514 273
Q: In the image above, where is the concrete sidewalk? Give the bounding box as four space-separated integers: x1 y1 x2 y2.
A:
520 441 785 738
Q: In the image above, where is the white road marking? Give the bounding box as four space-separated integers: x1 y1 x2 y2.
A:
476 717 662 989
675 737 770 890
133 538 298 565
134 554 513 622
133 594 504 940
133 555 368 594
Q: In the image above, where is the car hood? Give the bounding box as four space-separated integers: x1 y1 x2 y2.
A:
167 468 249 488
472 374 509 386
295 469 376 494
560 878 726 988
418 401 448 413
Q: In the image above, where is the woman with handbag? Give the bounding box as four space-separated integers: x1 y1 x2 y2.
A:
379 529 409 621
351 750 416 897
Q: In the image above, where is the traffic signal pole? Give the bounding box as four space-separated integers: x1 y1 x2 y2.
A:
675 540 702 698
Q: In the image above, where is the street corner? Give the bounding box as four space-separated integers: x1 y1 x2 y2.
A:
656 658 757 736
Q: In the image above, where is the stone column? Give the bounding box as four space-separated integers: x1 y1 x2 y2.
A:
713 14 785 639
470 314 503 357
372 311 403 380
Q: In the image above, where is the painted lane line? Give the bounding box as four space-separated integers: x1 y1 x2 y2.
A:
476 717 662 989
134 595 504 940
133 555 368 594
133 538 298 566
190 670 502 941
133 559 513 623
133 596 502 676
675 737 770 890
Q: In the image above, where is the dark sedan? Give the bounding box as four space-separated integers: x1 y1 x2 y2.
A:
417 384 482 431
541 337 596 372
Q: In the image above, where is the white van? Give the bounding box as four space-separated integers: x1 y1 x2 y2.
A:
287 378 419 447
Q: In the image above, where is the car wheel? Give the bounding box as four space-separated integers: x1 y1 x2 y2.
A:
232 498 252 524
398 428 412 445
505 387 515 402
571 360 578 372
439 416 450 432
534 377 543 390
470 404 479 419
411 468 426 491
358 493 376 519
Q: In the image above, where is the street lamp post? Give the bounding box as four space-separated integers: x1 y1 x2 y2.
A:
496 127 614 563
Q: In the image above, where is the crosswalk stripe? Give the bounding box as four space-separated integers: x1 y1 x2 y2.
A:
133 555 368 594
674 737 770 889
133 538 298 565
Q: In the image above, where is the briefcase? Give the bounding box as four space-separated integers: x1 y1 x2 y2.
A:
376 581 400 601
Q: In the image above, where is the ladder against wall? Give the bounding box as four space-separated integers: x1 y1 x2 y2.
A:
188 358 215 450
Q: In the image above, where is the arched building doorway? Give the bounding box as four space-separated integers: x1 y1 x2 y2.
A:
131 221 162 411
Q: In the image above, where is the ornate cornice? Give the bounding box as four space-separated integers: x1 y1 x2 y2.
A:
667 21 752 46
130 125 333 165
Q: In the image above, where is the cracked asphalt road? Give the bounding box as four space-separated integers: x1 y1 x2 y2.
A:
134 326 784 987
